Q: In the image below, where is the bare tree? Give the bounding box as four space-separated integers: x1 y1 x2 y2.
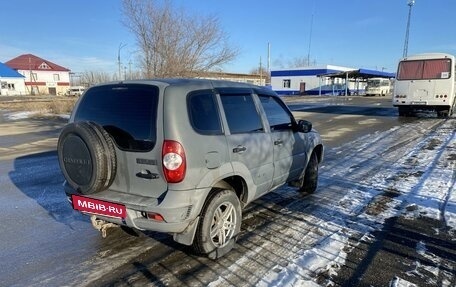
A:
288 57 311 68
273 56 317 69
250 66 270 83
122 0 238 78
80 71 114 87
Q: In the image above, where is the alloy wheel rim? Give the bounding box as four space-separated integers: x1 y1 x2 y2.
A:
210 201 237 247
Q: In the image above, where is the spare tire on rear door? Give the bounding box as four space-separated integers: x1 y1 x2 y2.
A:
58 121 117 194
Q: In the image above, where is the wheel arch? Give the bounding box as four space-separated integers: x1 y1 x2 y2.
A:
212 176 248 207
312 144 324 163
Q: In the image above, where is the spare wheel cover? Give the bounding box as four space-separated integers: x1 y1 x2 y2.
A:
58 121 107 194
60 132 94 188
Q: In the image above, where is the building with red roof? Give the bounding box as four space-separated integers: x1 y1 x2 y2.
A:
6 54 71 95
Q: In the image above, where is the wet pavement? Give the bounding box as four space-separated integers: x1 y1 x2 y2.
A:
0 96 454 286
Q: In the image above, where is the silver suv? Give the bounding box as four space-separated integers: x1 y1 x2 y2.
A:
58 79 323 258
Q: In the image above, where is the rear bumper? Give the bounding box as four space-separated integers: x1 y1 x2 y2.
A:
393 103 451 111
64 181 210 233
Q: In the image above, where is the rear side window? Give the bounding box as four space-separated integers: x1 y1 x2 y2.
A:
187 92 222 135
74 84 159 152
259 95 293 131
220 93 263 134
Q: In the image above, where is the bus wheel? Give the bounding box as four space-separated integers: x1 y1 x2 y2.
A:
437 110 449 118
398 107 408 117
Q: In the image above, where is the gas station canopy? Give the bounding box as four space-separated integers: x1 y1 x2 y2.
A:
317 68 396 79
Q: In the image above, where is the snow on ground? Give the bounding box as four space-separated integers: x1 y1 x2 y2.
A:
210 118 455 286
3 111 70 121
4 111 40 120
1 104 453 286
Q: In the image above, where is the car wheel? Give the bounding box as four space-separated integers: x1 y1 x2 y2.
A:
58 121 117 194
299 152 319 194
192 189 241 259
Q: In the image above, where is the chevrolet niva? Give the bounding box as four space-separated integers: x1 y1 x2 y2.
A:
57 79 324 259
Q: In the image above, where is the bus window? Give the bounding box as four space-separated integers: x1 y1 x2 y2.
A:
422 59 451 79
398 58 451 80
397 60 424 80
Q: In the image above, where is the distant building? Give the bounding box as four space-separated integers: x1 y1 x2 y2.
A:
194 71 266 86
271 65 356 95
0 62 26 96
5 54 70 95
271 65 396 96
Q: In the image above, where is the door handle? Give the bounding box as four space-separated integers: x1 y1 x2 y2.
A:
274 139 283 146
136 170 159 180
233 146 247 153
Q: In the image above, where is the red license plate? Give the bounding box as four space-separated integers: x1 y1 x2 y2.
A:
72 195 126 219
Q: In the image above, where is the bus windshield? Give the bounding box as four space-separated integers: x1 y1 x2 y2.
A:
367 79 389 87
397 58 451 80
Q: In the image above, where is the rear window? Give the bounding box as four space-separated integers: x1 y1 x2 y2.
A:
74 84 159 152
397 58 451 80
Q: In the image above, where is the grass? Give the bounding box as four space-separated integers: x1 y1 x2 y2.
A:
0 98 78 115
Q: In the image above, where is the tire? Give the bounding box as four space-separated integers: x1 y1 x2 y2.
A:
437 109 449 118
398 107 410 117
192 189 241 259
58 121 117 194
299 152 319 194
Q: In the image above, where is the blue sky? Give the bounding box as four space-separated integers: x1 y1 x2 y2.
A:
1 0 455 75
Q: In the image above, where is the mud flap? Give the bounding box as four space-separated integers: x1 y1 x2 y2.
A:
173 217 200 246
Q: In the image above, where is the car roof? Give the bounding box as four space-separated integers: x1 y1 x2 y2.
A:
90 78 276 96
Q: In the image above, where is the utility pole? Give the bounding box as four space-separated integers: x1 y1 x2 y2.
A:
267 42 271 85
128 60 132 80
307 0 316 66
259 56 263 85
403 0 415 58
118 43 127 80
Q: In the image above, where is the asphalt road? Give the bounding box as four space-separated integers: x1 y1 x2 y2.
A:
0 95 454 286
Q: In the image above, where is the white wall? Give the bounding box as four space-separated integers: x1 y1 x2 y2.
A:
271 65 358 95
0 77 26 96
17 69 70 95
17 69 70 83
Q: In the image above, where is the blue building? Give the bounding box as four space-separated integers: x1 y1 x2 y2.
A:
0 62 26 95
271 65 395 96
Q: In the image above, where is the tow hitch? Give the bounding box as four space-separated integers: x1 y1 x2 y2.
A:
90 215 119 238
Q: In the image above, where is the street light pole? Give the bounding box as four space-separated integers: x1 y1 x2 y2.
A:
118 43 127 80
403 0 415 58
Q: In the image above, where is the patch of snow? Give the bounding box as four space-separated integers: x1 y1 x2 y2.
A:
3 111 70 121
56 114 70 120
389 276 418 287
252 119 456 285
5 111 39 120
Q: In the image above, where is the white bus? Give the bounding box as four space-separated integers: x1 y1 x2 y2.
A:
393 53 456 117
365 78 392 96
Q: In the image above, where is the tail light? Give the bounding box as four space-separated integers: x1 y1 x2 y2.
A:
162 140 186 183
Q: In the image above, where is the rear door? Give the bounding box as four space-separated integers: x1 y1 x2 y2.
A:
258 94 306 188
218 89 274 198
74 83 168 199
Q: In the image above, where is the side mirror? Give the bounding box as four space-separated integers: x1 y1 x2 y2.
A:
297 120 312 133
